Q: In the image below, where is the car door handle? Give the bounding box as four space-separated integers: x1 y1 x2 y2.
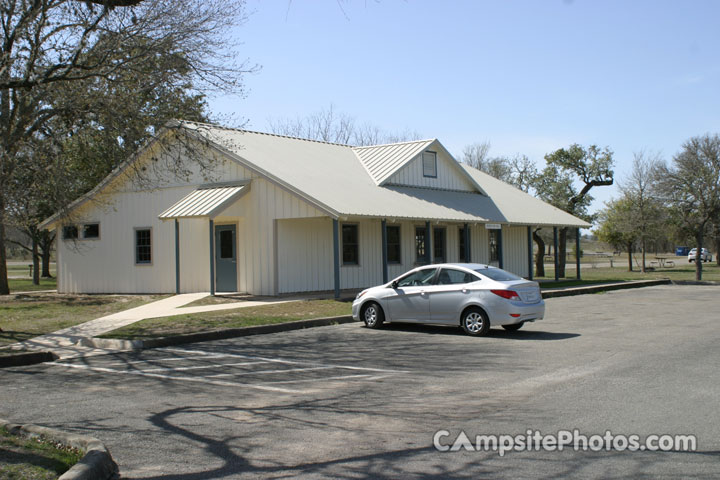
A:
420 290 427 296
462 288 468 293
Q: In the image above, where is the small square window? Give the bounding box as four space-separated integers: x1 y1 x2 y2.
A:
422 151 437 178
83 223 100 239
135 228 152 265
62 225 78 240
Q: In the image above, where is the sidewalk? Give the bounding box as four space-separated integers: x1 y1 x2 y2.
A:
8 293 299 359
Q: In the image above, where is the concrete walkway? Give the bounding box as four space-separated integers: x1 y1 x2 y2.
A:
8 293 299 359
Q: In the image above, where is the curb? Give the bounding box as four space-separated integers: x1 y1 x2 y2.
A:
87 314 357 350
541 279 673 298
0 418 118 480
0 350 57 368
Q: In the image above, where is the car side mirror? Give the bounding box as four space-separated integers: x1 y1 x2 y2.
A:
391 280 399 289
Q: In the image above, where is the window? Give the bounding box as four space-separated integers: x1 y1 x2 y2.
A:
397 268 437 287
433 227 446 262
386 226 401 264
459 226 467 262
488 229 499 263
475 267 522 281
135 228 152 265
415 227 428 263
83 223 100 239
62 225 78 240
342 224 359 265
219 229 234 259
436 268 479 285
422 151 437 178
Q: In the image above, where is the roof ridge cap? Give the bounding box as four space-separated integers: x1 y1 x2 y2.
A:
177 120 352 147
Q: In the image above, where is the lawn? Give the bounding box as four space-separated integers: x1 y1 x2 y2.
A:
7 277 57 293
0 294 162 347
537 262 720 287
101 299 352 340
0 426 82 479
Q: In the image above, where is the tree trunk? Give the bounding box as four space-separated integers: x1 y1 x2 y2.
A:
557 227 568 278
40 231 54 278
533 230 545 277
641 238 646 273
716 234 720 267
32 234 40 285
695 233 703 281
627 242 633 271
0 201 9 295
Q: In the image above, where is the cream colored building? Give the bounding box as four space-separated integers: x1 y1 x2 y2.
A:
40 121 589 296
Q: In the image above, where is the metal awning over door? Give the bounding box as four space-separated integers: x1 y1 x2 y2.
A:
159 182 249 219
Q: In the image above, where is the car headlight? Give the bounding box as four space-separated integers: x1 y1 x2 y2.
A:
356 290 368 300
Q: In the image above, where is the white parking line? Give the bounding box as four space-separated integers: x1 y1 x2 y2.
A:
205 366 335 378
262 373 391 384
102 355 231 367
141 361 263 373
48 362 305 394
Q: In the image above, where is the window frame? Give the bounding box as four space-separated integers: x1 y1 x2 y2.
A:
422 151 438 178
386 225 401 264
458 226 467 262
62 225 79 240
341 223 359 266
414 226 428 264
435 268 480 285
433 226 446 263
488 229 499 263
82 223 100 240
134 227 153 266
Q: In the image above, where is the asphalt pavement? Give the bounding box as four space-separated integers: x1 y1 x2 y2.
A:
1 284 719 479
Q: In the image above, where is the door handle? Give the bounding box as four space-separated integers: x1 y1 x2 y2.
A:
462 288 468 293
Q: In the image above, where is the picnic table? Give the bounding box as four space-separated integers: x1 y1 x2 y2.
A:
651 255 675 268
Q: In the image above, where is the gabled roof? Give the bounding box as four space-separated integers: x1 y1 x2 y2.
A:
353 139 435 184
40 120 590 229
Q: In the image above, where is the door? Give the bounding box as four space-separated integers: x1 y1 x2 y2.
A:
384 268 436 322
428 268 477 323
215 224 237 292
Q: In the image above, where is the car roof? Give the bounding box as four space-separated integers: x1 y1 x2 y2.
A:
414 263 495 271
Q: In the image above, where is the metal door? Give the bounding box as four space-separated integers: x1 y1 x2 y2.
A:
215 224 237 292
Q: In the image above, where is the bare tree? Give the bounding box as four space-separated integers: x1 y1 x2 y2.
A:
268 104 422 146
0 0 252 294
619 151 664 272
656 134 720 281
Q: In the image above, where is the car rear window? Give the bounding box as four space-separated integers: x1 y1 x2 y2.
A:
474 267 522 281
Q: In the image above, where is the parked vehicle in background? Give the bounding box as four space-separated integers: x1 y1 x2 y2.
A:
352 263 544 336
688 248 713 263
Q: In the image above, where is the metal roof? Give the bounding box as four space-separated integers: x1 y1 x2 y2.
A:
353 139 435 185
158 183 249 219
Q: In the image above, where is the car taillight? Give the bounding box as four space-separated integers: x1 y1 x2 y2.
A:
491 289 520 301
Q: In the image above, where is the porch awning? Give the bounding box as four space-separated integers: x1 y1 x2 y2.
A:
159 183 249 219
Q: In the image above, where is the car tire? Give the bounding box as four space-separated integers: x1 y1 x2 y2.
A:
461 307 490 336
362 302 384 329
502 322 524 331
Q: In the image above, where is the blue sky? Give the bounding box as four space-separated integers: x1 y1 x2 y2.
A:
208 0 720 213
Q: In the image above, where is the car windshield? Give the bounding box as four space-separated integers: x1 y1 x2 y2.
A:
474 267 523 281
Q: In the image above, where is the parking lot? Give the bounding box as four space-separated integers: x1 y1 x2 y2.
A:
2 284 719 479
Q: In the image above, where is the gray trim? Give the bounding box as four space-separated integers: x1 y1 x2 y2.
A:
465 223 471 263
576 227 581 281
134 227 153 266
209 219 215 296
498 226 504 269
527 225 534 281
422 150 438 178
553 226 559 282
425 221 432 264
340 222 360 266
175 219 180 294
273 219 279 295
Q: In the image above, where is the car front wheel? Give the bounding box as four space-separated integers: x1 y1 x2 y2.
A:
362 302 385 329
461 307 490 336
502 322 524 331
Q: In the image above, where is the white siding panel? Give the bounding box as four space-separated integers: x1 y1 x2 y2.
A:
385 149 476 191
277 218 333 293
502 226 530 278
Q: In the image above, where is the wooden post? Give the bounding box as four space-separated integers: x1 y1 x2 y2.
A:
381 219 388 283
333 219 340 299
209 219 215 296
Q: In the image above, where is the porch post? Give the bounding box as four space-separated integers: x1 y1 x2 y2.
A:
576 227 582 280
527 225 533 280
464 223 471 262
497 226 504 269
381 219 388 283
333 218 340 299
425 221 432 263
553 226 559 281
209 219 215 296
175 219 180 294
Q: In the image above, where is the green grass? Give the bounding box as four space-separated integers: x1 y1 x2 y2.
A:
0 294 162 347
0 426 82 479
102 299 352 340
7 277 57 293
537 262 720 287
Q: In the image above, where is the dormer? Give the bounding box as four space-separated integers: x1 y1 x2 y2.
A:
353 139 487 194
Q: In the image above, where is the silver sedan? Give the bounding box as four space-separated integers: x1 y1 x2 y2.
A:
351 263 545 336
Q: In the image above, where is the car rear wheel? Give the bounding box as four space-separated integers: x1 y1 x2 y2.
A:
461 308 490 336
502 322 524 331
362 302 384 329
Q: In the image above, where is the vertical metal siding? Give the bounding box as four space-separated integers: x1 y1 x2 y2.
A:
385 150 476 191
